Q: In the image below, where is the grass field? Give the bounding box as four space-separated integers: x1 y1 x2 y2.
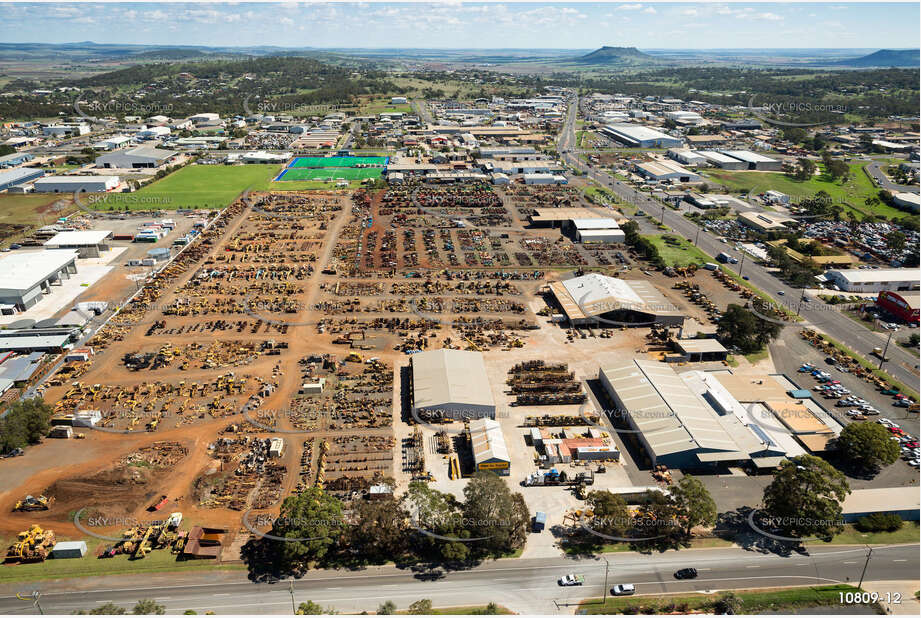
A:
0 193 73 246
0 536 244 584
578 584 871 615
287 156 388 168
130 164 282 210
276 167 382 181
397 605 512 615
702 163 903 219
644 234 711 267
819 522 920 545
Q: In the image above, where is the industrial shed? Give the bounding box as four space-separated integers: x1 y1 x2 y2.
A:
44 230 113 258
841 488 920 523
51 541 87 559
720 150 783 171
598 360 797 470
96 146 176 169
0 250 79 311
33 176 120 193
549 273 683 327
411 349 495 421
469 417 510 475
672 338 728 362
600 124 682 148
571 218 625 244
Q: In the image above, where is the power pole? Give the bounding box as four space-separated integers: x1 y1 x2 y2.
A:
694 226 701 246
858 546 873 589
289 578 297 614
878 329 894 370
602 558 610 604
796 285 807 316
17 591 43 615
737 252 746 277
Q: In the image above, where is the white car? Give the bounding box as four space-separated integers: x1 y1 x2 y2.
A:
610 584 636 596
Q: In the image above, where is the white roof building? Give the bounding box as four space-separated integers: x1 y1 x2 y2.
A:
411 349 495 421
550 273 683 327
0 250 79 311
469 417 510 474
823 268 921 293
33 176 120 193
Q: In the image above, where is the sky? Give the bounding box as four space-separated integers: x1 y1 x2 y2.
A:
0 2 918 50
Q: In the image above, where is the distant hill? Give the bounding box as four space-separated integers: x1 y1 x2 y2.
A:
835 49 920 67
577 46 657 65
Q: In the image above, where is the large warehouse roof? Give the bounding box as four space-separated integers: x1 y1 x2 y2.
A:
553 274 681 322
601 360 747 459
0 250 79 291
603 123 675 142
827 268 921 284
411 348 494 411
44 230 113 247
721 150 779 164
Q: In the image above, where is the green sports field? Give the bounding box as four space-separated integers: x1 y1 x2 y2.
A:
287 156 388 168
276 167 382 181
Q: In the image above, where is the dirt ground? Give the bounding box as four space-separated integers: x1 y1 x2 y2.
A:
2 182 771 559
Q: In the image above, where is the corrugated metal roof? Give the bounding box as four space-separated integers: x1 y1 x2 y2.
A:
470 417 509 464
412 349 494 411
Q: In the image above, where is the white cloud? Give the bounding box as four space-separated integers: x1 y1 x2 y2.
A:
681 9 698 17
616 4 643 11
280 16 294 26
644 7 656 14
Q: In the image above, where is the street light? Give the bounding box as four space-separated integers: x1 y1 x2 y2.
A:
857 545 873 589
288 578 297 614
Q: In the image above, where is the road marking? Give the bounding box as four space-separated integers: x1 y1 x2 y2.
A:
893 559 907 562
213 594 230 597
842 561 857 565
745 566 760 569
796 563 808 566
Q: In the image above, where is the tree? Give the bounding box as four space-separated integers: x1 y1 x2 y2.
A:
791 158 817 181
296 601 322 615
903 333 920 348
825 159 849 181
183 612 197 615
855 513 903 533
272 487 345 570
782 127 806 144
0 144 16 156
762 455 850 541
633 490 681 541
586 490 631 540
670 475 717 537
716 304 782 354
887 231 906 254
462 471 530 557
0 397 54 453
75 602 127 614
404 481 470 562
376 601 396 615
408 600 433 615
836 422 900 472
132 599 166 615
713 592 742 614
348 493 409 563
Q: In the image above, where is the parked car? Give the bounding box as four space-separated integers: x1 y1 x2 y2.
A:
610 584 636 596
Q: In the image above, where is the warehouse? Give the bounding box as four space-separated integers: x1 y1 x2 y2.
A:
33 176 120 193
469 418 510 475
411 349 496 421
720 150 783 171
697 151 747 170
0 168 44 192
634 160 700 183
672 338 728 362
599 360 798 470
549 273 683 327
92 135 131 150
876 290 919 324
523 173 567 185
44 230 113 258
0 250 79 311
600 124 682 148
663 111 703 125
841 488 920 523
667 149 707 167
893 192 920 213
528 207 610 227
0 152 35 168
51 541 87 559
571 218 625 244
96 146 177 169
822 268 921 293
737 211 796 233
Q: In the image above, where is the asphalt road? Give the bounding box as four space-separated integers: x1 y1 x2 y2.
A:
558 100 919 391
865 161 919 195
0 544 916 615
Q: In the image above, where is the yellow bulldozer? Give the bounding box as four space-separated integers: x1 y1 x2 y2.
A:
13 495 54 512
